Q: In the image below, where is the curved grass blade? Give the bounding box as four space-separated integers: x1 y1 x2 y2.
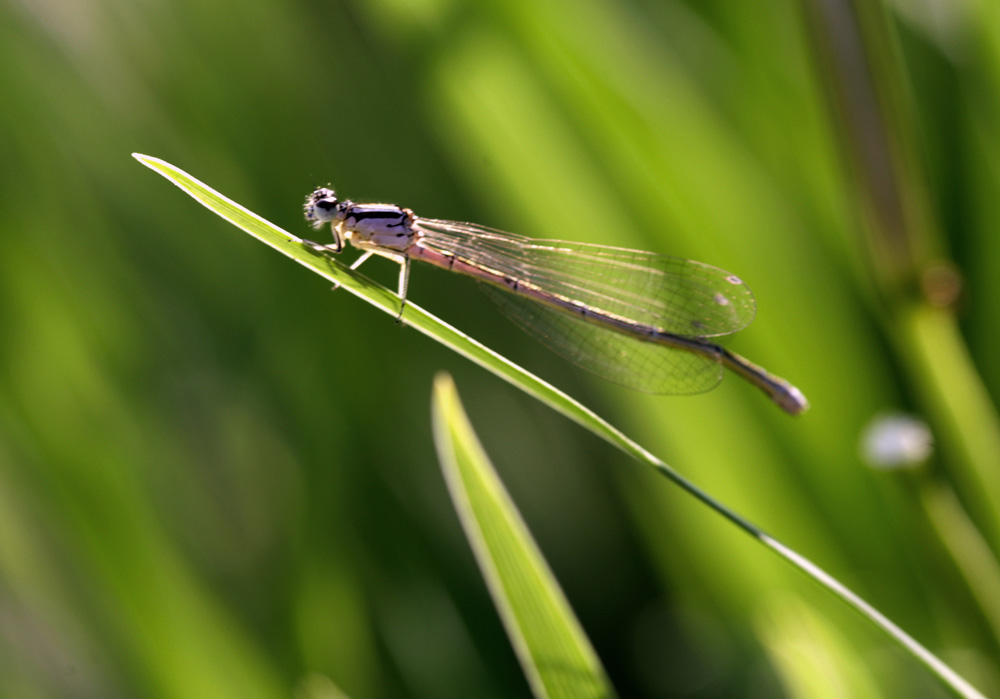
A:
432 373 616 699
132 153 986 699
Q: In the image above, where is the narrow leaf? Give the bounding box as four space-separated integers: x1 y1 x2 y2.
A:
133 154 986 699
432 373 616 699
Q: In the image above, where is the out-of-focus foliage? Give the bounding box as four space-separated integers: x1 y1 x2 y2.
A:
432 373 616 699
0 0 997 696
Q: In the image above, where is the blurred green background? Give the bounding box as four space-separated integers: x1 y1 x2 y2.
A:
2 0 999 696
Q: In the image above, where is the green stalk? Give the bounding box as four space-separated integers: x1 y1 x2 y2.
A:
133 153 987 698
800 0 1000 550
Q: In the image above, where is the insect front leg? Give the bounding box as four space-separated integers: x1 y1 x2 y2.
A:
301 221 346 255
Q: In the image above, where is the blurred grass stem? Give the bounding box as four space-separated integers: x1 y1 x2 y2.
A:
901 305 1000 550
802 0 1000 552
920 478 1000 650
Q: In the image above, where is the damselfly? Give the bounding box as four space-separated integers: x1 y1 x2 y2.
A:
304 188 808 415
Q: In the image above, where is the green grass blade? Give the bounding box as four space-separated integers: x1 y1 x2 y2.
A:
133 153 986 699
431 373 616 699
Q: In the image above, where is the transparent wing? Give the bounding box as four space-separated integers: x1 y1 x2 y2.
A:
479 283 723 394
415 218 756 337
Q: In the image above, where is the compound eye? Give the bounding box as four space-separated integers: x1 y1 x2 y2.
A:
305 187 339 223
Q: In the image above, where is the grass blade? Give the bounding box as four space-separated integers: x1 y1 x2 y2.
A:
133 153 986 698
432 373 616 699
